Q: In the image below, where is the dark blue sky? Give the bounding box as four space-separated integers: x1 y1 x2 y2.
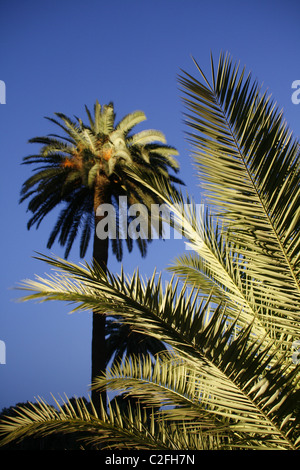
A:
0 0 299 411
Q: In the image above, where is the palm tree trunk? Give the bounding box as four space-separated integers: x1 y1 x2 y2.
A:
91 174 110 415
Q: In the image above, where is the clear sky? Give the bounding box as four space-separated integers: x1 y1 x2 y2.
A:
0 0 299 412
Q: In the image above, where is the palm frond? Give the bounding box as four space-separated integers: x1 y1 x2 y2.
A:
0 396 100 449
129 129 167 146
93 351 300 449
116 110 147 134
99 103 115 135
179 52 300 308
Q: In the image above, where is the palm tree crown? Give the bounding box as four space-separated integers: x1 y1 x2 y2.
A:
20 100 181 261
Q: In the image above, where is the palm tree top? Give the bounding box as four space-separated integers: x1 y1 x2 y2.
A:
46 101 180 176
20 100 182 259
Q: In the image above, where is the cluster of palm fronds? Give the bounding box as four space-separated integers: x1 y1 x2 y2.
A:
0 52 299 450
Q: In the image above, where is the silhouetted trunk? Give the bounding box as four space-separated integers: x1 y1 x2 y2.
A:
91 174 110 415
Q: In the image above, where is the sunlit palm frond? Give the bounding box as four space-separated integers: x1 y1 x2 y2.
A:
93 350 300 449
178 51 300 312
0 395 99 449
115 110 147 135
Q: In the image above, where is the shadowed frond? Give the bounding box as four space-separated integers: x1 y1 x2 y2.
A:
0 394 228 450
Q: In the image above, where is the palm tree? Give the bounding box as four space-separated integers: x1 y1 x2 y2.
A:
19 101 182 409
3 52 299 450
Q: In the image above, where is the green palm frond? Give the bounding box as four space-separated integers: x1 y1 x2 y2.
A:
128 129 167 146
27 136 74 157
178 52 300 310
116 110 147 134
99 103 115 135
92 99 102 133
50 113 86 145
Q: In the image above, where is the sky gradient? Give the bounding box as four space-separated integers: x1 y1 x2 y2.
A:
0 0 299 412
